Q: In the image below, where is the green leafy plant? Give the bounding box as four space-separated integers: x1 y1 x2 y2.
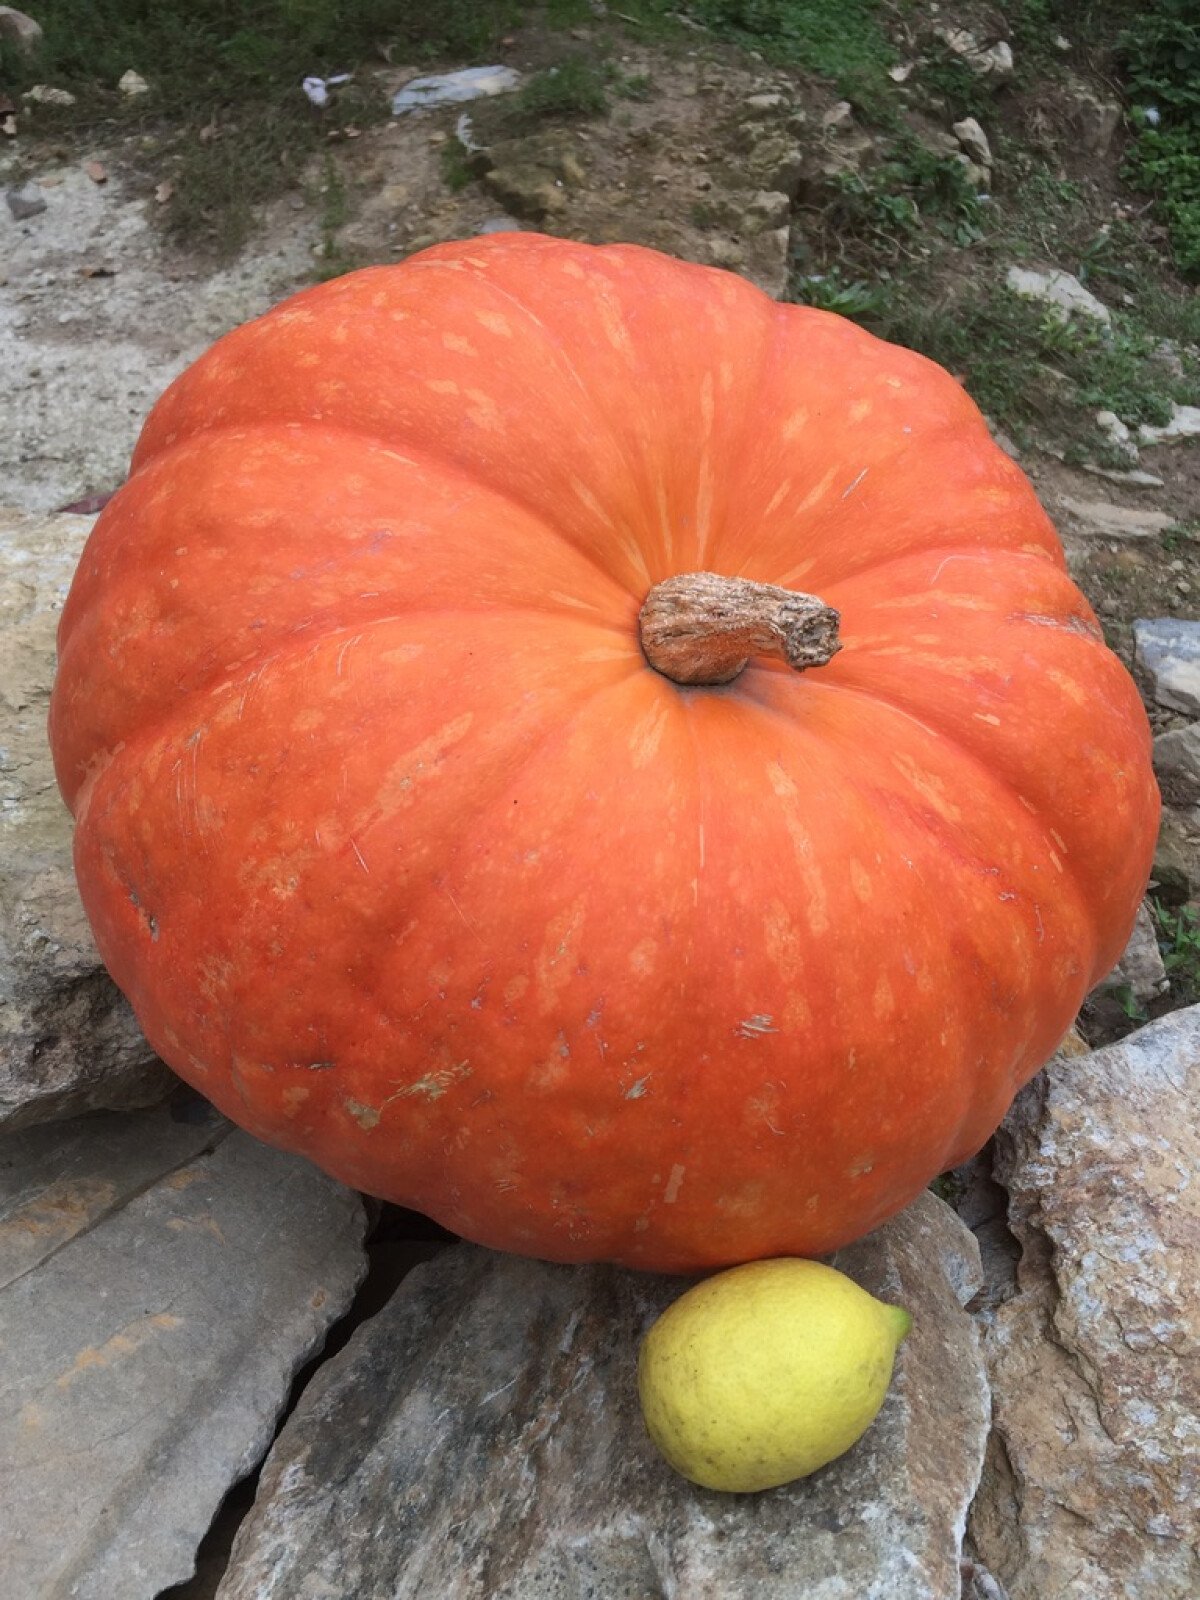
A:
1119 0 1200 277
1153 899 1200 1004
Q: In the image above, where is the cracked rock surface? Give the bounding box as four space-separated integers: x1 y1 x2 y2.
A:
0 1094 368 1600
969 1006 1200 1599
216 1191 988 1600
0 506 175 1130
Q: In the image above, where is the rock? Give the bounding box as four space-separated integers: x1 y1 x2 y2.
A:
0 6 42 55
742 188 790 231
117 68 149 97
1154 723 1200 809
6 181 46 220
744 92 786 113
1006 265 1111 324
953 116 993 168
475 215 522 235
970 1007 1200 1599
217 1192 988 1600
1056 496 1173 540
392 66 521 114
0 1105 367 1600
1 508 175 1130
821 99 854 130
933 27 1015 80
1080 464 1165 487
1063 74 1122 157
1138 403 1200 446
708 234 746 270
1153 806 1200 903
482 161 567 222
747 132 805 195
21 82 75 105
1095 407 1138 458
743 225 791 301
1092 900 1168 1004
955 155 991 190
1134 618 1200 715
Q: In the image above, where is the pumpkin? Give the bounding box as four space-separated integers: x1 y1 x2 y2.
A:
49 235 1158 1272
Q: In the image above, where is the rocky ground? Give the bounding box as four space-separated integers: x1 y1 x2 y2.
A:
3 3 1199 1597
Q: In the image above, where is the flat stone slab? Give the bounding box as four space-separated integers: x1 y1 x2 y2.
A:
1 506 174 1130
0 1105 367 1599
1133 618 1200 715
217 1191 988 1600
970 1006 1200 1598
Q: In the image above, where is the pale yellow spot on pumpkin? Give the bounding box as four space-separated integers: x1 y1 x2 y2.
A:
763 901 801 983
883 375 903 390
848 399 873 422
664 1164 685 1204
443 332 478 356
465 388 501 430
891 751 962 822
345 1098 380 1130
719 360 734 393
282 1086 310 1117
873 975 896 1019
426 378 459 396
535 899 586 1014
561 259 586 279
1046 668 1087 706
973 712 1001 727
783 991 812 1030
767 763 829 934
628 701 668 768
1050 829 1067 853
295 350 321 369
629 939 657 976
475 309 513 337
797 465 838 512
504 973 529 1005
850 859 873 902
370 713 474 815
1049 850 1064 873
764 480 792 517
782 408 809 440
777 556 817 586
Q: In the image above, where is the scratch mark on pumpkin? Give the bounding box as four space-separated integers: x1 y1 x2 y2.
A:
663 1164 685 1203
336 634 364 676
841 467 869 499
625 1075 651 1099
350 838 369 874
738 1014 777 1038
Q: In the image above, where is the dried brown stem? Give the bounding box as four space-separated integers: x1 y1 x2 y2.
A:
638 571 841 687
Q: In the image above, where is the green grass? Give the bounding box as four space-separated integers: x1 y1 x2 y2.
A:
0 0 525 252
1153 900 1200 1007
1118 0 1200 278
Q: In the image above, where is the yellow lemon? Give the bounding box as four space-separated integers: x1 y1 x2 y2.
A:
637 1257 911 1492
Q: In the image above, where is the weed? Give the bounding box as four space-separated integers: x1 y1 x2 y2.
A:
689 0 896 113
790 270 889 319
518 57 609 119
1153 900 1200 1005
1118 0 1200 277
440 141 475 194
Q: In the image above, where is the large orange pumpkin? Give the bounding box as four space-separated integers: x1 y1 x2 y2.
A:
50 235 1157 1271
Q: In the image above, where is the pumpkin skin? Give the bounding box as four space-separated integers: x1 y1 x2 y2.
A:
49 235 1157 1272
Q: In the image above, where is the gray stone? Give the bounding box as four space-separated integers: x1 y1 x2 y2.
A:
1134 617 1200 715
0 507 175 1130
971 1007 1200 1599
1153 805 1200 903
1138 403 1200 446
1092 899 1168 1005
6 182 46 221
1079 464 1165 487
475 215 522 235
933 28 1014 80
1154 723 1200 809
743 188 791 231
482 161 567 222
1006 265 1111 325
217 1193 988 1600
1056 496 1173 539
748 132 805 195
21 82 75 105
117 68 150 97
953 116 993 168
0 6 42 56
1063 75 1122 157
0 1115 367 1600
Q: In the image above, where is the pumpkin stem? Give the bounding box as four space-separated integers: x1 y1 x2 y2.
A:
638 571 841 687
